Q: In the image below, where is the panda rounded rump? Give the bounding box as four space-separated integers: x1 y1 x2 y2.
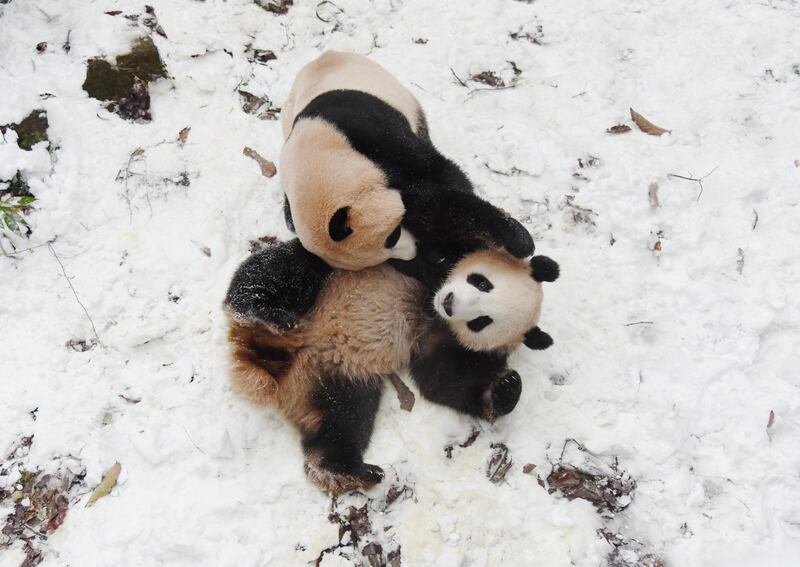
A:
227 264 424 430
305 264 426 378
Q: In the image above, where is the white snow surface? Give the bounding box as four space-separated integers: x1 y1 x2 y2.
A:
2 0 800 565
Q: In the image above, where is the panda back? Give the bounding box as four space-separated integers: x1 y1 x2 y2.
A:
282 50 423 138
306 264 426 379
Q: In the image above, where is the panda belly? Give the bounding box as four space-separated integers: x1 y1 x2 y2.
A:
305 264 426 380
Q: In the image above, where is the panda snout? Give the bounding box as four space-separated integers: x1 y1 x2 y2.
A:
442 292 454 317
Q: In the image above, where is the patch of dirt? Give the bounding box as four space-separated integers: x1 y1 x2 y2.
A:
1 110 49 151
82 37 166 122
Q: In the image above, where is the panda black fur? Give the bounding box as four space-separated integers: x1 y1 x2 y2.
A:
224 239 559 494
280 51 534 279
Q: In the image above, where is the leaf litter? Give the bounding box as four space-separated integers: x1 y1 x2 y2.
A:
545 439 636 513
1 437 86 567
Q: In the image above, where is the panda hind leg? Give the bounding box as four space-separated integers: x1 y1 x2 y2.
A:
411 345 521 423
301 372 384 495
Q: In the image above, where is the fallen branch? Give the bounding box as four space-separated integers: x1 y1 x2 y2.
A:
466 83 518 100
449 67 467 87
667 165 719 202
48 243 101 345
386 373 415 412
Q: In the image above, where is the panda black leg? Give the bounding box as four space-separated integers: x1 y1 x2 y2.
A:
302 373 384 495
225 239 332 331
411 344 520 422
483 370 522 423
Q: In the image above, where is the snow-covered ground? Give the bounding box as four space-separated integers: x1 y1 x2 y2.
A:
2 0 800 565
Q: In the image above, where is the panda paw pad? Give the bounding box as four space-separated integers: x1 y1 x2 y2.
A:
483 370 522 422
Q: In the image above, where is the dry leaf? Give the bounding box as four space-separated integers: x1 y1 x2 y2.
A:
486 443 513 483
177 126 191 144
85 462 121 507
386 373 415 411
653 240 662 252
767 410 775 429
648 182 660 208
607 124 631 134
630 108 670 136
243 146 277 178
522 463 537 474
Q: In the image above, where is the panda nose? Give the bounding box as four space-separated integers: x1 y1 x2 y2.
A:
443 292 454 317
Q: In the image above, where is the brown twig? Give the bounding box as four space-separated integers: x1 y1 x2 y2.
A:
466 83 518 100
449 67 467 87
0 238 56 258
624 321 654 326
667 165 719 202
48 243 101 345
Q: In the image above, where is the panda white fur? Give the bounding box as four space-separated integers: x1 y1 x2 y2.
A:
224 239 559 494
279 50 534 276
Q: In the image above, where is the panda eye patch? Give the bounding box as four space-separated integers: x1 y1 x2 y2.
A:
467 316 493 332
384 225 402 248
467 273 494 293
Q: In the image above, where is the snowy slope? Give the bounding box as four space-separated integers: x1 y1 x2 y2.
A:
2 0 800 565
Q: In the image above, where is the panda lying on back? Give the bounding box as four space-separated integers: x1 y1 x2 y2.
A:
225 239 558 494
280 50 534 278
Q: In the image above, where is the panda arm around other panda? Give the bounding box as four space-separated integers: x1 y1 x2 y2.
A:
225 239 332 331
400 185 535 260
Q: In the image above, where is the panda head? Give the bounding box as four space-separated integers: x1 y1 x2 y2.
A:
285 125 417 271
432 250 559 352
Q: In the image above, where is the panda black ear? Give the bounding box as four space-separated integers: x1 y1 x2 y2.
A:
530 255 559 282
523 326 553 350
329 207 353 241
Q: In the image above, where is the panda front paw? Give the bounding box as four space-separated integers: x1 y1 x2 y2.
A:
482 370 522 423
501 217 535 258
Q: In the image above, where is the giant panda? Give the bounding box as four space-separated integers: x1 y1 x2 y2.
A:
224 239 559 494
279 50 534 278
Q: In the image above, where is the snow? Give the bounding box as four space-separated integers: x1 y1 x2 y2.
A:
2 0 800 565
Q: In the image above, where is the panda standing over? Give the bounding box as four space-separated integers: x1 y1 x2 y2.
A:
279 50 534 282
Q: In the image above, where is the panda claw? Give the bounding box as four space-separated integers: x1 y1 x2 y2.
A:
304 460 384 495
483 370 522 422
